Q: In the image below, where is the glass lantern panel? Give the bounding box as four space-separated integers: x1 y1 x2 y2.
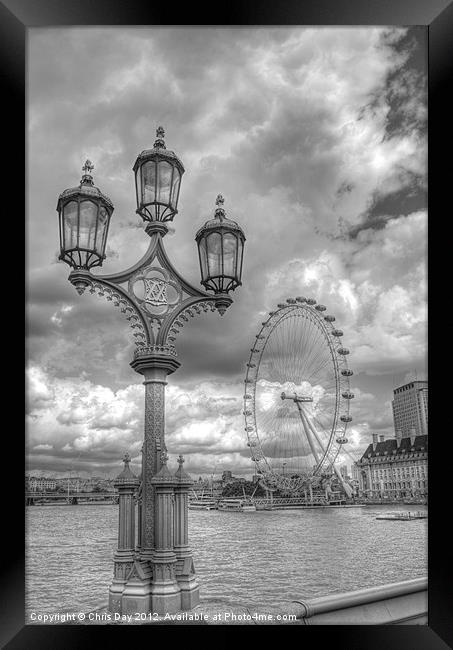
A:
170 169 180 209
222 232 237 278
206 232 223 278
63 200 79 250
135 167 141 208
95 206 109 255
142 161 156 205
236 236 244 282
157 161 172 205
198 236 208 282
79 200 98 250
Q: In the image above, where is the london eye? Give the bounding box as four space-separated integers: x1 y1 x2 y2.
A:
243 297 354 495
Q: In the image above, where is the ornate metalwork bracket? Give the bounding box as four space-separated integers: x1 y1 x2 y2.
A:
68 229 232 357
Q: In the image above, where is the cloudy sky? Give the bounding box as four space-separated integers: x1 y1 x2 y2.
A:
26 26 427 479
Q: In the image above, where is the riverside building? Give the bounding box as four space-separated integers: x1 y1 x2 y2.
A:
392 380 428 437
26 476 57 492
355 431 428 499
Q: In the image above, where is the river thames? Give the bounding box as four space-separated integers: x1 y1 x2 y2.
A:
26 503 427 621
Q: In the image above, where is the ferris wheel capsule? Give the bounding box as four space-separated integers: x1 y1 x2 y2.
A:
306 298 317 305
336 437 348 444
315 304 326 311
277 303 287 308
331 329 343 337
340 415 352 422
243 410 252 416
324 315 335 322
244 394 252 399
246 362 256 368
341 369 353 376
296 296 307 302
338 347 349 355
286 298 296 304
342 391 354 399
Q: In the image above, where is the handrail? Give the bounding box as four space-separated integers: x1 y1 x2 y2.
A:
293 577 427 618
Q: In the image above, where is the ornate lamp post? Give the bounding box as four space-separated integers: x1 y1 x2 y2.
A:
56 127 245 616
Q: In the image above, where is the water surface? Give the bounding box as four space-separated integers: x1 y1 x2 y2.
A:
26 503 427 618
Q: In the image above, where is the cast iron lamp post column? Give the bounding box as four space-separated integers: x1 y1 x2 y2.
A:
56 128 245 616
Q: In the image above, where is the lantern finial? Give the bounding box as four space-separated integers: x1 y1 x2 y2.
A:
154 126 166 149
215 194 226 221
81 159 94 186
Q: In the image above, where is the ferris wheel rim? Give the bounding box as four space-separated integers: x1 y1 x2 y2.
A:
244 299 352 491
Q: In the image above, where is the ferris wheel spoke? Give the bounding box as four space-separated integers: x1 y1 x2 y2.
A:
303 340 332 381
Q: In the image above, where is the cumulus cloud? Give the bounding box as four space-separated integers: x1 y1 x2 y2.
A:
261 211 427 376
26 366 253 476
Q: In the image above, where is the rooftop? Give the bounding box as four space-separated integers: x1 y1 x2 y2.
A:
359 434 428 461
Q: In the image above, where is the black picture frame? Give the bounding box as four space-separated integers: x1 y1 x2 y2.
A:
5 0 452 647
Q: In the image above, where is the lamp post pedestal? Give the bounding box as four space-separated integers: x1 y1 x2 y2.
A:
108 454 139 613
150 461 181 614
174 456 200 609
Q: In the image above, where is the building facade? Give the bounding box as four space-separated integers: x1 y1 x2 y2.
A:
355 432 428 498
26 476 57 492
392 380 428 437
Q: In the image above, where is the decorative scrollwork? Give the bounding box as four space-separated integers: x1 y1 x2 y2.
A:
133 344 177 359
164 299 216 345
86 280 150 349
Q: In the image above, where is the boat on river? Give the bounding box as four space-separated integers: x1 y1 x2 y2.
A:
188 495 218 510
218 498 257 512
376 511 427 520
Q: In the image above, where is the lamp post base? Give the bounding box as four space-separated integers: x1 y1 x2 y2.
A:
120 560 153 615
149 551 182 615
150 583 182 616
108 581 125 614
178 575 200 610
175 548 200 609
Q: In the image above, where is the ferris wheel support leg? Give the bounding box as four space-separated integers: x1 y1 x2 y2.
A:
303 411 353 500
332 464 353 499
296 403 320 464
304 413 328 456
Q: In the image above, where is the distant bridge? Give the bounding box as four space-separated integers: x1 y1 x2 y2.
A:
25 492 118 505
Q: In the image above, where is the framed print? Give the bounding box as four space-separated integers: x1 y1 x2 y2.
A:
3 0 452 647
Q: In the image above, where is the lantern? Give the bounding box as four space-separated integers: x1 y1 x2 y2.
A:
57 160 114 270
195 195 245 293
133 126 185 223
